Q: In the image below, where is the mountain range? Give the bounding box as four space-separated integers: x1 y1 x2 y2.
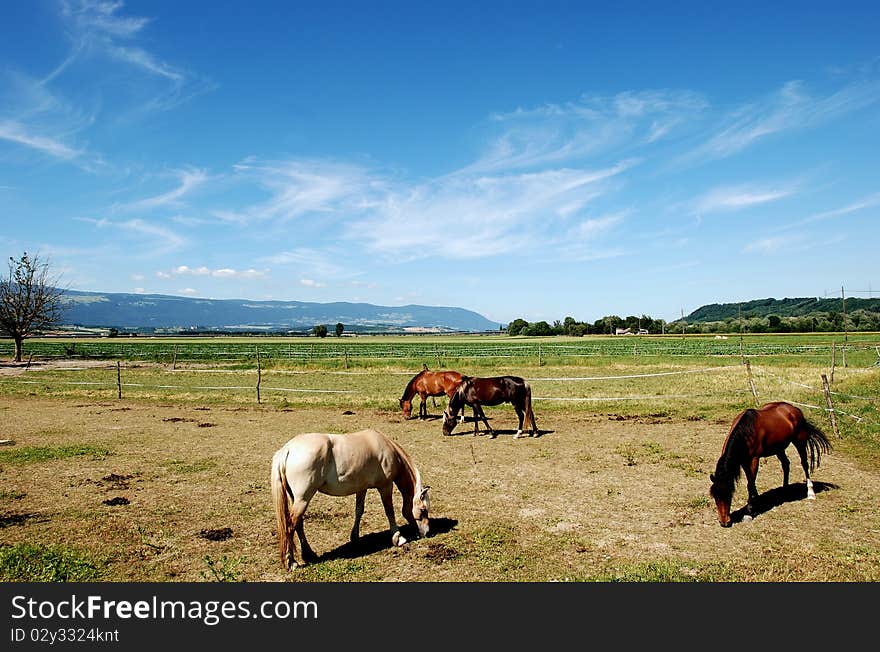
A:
59 290 500 333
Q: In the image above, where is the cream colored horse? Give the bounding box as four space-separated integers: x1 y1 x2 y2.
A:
271 428 430 569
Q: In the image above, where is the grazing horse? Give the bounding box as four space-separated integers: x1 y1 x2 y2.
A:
399 365 465 419
709 401 832 527
271 428 430 569
442 375 539 439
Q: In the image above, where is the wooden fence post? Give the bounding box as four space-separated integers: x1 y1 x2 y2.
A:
256 350 262 404
116 360 122 399
25 352 34 370
745 359 759 406
172 345 178 371
344 348 349 369
821 373 840 438
830 342 836 384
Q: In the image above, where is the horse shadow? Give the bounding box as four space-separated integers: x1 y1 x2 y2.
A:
447 425 555 439
318 517 459 562
730 481 839 524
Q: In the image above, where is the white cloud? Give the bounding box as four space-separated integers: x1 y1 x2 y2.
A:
158 264 267 279
689 183 797 215
299 278 326 288
178 287 198 295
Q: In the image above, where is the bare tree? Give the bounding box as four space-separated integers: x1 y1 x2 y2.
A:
0 252 66 362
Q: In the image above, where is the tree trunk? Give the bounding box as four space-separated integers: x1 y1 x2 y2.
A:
14 336 23 363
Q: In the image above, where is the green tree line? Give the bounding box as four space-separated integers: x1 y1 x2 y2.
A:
507 314 667 336
507 310 880 336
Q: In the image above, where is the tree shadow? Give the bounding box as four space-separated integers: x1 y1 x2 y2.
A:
730 481 839 524
318 517 459 562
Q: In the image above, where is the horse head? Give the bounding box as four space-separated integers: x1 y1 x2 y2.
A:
410 485 431 537
709 472 735 527
442 381 469 435
400 397 413 419
441 405 457 435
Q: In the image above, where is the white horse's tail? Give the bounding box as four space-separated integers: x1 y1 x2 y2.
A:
271 446 294 568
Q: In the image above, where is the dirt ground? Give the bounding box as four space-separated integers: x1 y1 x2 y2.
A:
2 394 879 581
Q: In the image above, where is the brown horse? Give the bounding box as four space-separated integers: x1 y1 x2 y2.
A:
442 375 539 439
400 365 464 419
709 401 832 527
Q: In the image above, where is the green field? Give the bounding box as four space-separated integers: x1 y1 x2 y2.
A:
2 332 878 582
4 332 880 365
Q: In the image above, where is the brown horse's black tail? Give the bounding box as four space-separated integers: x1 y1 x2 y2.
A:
523 381 538 434
803 418 832 473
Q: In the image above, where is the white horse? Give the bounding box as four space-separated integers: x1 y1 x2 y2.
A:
271 428 430 569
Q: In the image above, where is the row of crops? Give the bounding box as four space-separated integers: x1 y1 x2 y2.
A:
3 335 878 364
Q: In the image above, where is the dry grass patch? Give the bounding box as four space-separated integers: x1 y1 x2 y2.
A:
0 393 878 582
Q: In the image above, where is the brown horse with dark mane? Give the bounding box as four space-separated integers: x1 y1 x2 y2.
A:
709 401 832 527
442 375 539 439
399 365 464 419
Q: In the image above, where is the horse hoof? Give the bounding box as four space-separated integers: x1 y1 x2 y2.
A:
742 514 753 522
807 493 816 500
392 531 407 546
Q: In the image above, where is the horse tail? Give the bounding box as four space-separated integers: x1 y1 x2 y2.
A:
271 445 295 568
523 381 538 433
803 418 832 473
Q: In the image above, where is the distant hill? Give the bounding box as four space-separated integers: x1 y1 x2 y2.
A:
686 297 880 322
58 290 500 333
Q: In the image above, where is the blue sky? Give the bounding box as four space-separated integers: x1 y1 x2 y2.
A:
1 1 878 325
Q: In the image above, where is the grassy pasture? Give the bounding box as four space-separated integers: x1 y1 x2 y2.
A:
1 333 878 582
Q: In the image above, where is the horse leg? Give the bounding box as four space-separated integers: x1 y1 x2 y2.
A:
514 404 525 439
794 440 816 499
776 451 791 487
295 515 318 564
742 457 760 517
288 495 316 567
471 404 481 436
419 392 427 419
350 489 367 543
378 482 406 546
479 405 494 437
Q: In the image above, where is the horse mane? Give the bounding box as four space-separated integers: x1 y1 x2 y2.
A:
400 368 428 402
447 376 473 415
713 408 758 489
385 434 422 493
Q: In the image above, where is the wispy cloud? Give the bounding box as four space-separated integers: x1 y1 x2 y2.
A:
60 1 179 80
118 168 209 212
0 119 83 160
222 159 375 224
260 248 350 278
680 78 880 165
688 182 797 215
798 193 880 226
468 90 707 174
346 162 630 260
80 217 186 255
